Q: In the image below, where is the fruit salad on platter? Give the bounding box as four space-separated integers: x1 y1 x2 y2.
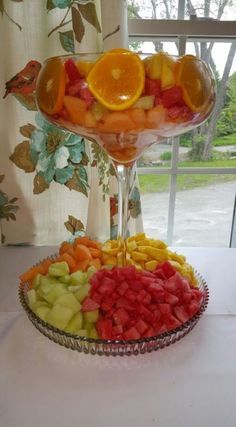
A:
25 48 213 354
37 49 215 164
19 233 209 352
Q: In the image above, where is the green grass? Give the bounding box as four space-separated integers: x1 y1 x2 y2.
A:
179 132 236 148
138 158 236 193
213 133 236 146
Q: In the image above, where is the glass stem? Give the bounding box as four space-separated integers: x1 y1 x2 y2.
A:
115 163 136 240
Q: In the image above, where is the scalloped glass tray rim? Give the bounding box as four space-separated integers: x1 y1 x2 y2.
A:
19 254 209 357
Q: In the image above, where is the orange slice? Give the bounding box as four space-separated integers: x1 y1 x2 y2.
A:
87 50 145 111
37 58 66 115
175 55 213 113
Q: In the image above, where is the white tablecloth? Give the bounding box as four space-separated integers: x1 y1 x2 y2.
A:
0 246 236 427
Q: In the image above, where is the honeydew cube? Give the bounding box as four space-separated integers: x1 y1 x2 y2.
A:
32 300 50 310
69 270 88 286
32 273 43 289
46 305 74 330
27 289 37 307
35 305 51 321
89 327 98 339
40 276 59 294
132 95 154 110
65 311 83 333
48 261 69 277
59 275 71 284
83 321 93 334
43 283 67 304
54 293 81 315
87 266 97 279
68 285 82 292
74 283 91 302
91 102 109 121
84 309 99 323
76 329 88 337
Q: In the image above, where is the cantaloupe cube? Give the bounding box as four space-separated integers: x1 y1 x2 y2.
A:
146 106 167 129
126 108 146 129
63 96 87 125
85 111 97 128
98 112 135 133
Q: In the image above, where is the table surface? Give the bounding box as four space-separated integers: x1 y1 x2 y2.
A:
0 246 236 427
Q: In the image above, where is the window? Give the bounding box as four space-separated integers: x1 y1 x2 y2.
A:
127 0 236 247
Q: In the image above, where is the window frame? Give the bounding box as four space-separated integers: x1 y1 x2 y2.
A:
128 17 236 246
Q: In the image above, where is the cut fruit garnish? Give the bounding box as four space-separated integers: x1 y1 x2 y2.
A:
37 58 66 115
175 55 213 113
86 50 145 111
144 52 176 89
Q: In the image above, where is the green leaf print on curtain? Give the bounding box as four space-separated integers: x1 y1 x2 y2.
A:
47 0 101 53
0 175 19 244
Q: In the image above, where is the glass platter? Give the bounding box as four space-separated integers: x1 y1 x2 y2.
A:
19 254 209 357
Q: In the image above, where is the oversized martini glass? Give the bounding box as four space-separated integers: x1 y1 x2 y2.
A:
36 50 215 242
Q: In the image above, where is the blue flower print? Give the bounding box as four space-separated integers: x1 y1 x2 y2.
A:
30 113 86 185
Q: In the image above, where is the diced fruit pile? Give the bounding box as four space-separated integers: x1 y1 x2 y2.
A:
20 233 205 341
88 263 204 340
37 49 214 136
27 263 98 338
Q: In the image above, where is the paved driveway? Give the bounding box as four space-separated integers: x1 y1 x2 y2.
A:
140 181 236 247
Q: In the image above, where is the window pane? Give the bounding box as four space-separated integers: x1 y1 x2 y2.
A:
173 174 236 247
128 0 180 20
127 0 236 21
139 174 170 240
189 0 236 21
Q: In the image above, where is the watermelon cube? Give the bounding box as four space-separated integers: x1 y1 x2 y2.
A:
123 326 141 340
144 326 155 338
145 78 161 96
136 289 148 303
98 277 116 295
173 305 189 323
164 291 179 305
81 297 100 312
158 303 172 314
139 305 155 323
135 318 149 335
117 280 129 296
125 289 137 302
113 308 130 326
174 272 190 292
163 313 181 331
96 319 113 339
182 292 192 304
65 59 81 82
187 300 201 317
112 324 124 337
160 261 177 278
100 296 114 312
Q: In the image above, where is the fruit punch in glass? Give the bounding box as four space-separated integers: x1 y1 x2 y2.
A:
37 49 215 165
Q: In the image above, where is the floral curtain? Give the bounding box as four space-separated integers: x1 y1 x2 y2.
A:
0 0 142 246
